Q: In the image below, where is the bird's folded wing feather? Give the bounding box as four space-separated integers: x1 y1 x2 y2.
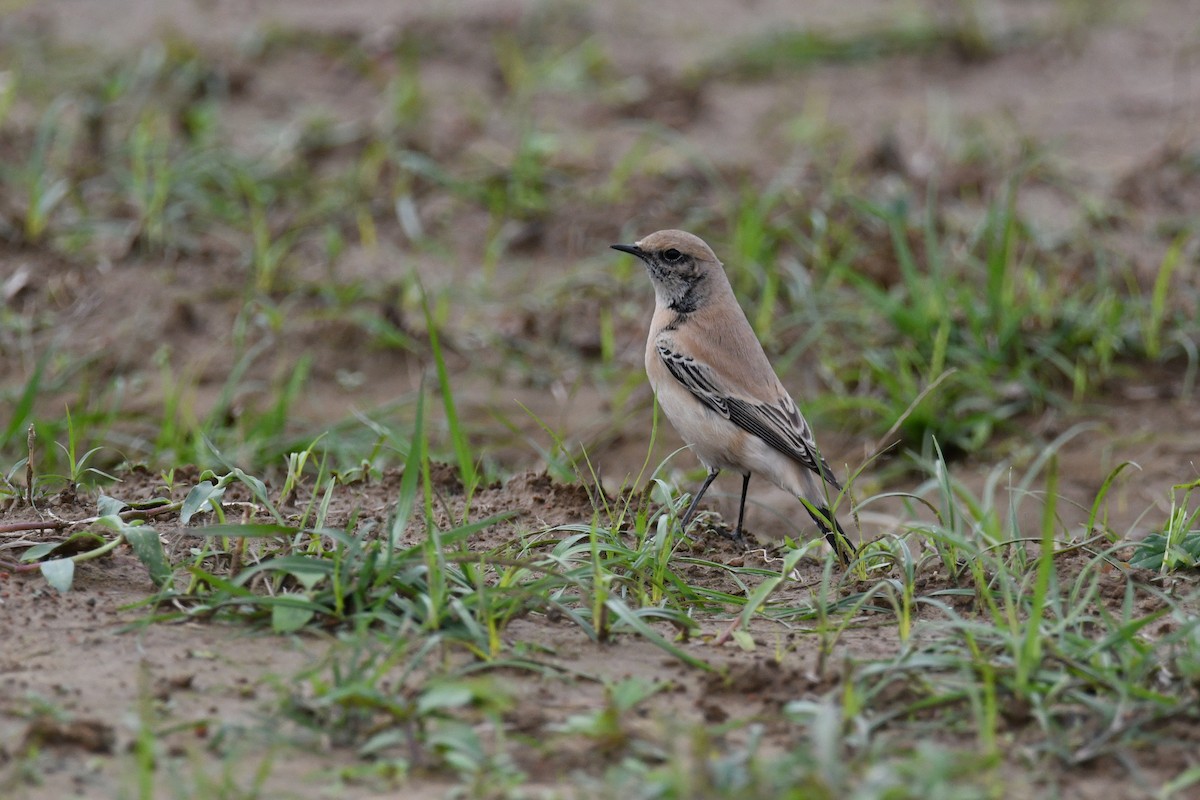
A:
657 343 841 490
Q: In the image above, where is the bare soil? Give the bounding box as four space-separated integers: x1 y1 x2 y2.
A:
3 0 1200 797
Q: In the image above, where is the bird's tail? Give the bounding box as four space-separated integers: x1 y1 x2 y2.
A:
805 504 857 567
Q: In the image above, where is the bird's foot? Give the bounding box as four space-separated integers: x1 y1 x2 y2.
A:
721 526 749 550
687 519 749 550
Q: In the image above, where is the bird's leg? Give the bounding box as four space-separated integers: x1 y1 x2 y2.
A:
729 473 750 548
679 469 720 530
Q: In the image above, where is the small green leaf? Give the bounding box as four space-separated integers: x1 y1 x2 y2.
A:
181 481 225 525
21 542 59 562
359 729 411 758
95 515 131 534
1129 533 1169 570
97 494 128 517
1131 531 1200 571
231 468 270 504
40 559 74 592
731 629 757 652
417 682 477 715
272 601 314 633
123 526 172 587
288 564 327 591
20 532 107 562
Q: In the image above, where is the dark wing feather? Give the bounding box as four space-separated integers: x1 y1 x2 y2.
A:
657 345 730 418
727 396 841 490
657 343 840 489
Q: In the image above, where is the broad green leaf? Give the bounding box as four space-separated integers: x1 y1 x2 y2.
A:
123 526 172 587
232 468 268 501
1129 531 1200 571
272 601 314 633
21 542 59 562
94 515 132 534
417 682 476 715
40 558 74 592
288 564 328 591
96 494 128 517
181 480 225 525
1129 533 1169 570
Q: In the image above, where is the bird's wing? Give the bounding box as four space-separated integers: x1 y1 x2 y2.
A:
657 343 841 490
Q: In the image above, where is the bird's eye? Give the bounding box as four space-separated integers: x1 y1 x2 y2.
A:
662 248 683 262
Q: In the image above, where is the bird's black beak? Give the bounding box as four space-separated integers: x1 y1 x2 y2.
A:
610 243 644 259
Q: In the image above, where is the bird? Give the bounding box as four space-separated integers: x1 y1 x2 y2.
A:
611 229 857 565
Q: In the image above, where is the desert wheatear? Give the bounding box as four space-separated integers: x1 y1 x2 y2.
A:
612 229 856 565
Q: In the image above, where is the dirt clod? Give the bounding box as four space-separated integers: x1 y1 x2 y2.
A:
23 717 116 754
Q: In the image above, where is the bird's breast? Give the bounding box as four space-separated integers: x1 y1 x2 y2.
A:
644 329 745 472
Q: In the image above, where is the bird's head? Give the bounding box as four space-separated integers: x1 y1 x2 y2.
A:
611 229 724 314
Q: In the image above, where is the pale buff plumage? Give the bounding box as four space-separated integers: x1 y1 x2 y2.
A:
612 229 856 564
